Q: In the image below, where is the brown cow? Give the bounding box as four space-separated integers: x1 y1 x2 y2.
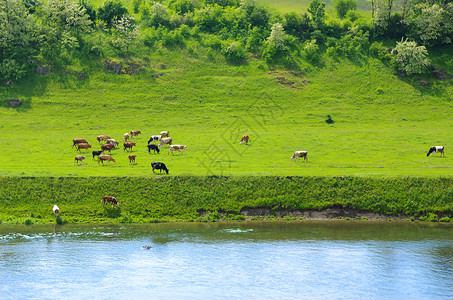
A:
74 155 86 165
76 143 92 152
102 196 119 207
130 130 141 138
169 145 187 155
98 155 116 164
160 131 170 137
240 135 250 145
72 138 88 148
158 137 172 148
96 135 110 143
124 142 136 151
128 154 137 164
101 143 115 154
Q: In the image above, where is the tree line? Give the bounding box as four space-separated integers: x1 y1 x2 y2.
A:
1 0 452 82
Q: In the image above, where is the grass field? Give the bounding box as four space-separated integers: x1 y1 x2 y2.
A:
1 46 452 178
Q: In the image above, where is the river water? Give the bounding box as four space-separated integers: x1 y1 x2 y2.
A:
1 221 452 299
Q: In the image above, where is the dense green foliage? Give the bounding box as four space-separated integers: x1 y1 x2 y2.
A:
1 176 452 224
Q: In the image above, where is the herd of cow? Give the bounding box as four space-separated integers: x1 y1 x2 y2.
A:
72 130 188 174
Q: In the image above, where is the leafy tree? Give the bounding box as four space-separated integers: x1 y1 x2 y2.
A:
334 0 357 19
308 0 326 27
79 0 96 23
97 0 128 28
169 0 196 15
283 11 312 40
111 15 140 55
240 0 269 28
392 38 431 75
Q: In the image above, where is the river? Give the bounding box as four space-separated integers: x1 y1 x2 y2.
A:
1 221 452 299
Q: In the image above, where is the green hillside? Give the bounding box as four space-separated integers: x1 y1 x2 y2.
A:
1 0 452 178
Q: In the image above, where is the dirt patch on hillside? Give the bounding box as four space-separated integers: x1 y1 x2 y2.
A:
240 207 410 221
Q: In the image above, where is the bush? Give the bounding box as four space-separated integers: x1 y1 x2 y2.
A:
222 41 246 63
325 114 334 124
334 0 357 19
97 0 128 28
303 39 320 62
392 38 431 76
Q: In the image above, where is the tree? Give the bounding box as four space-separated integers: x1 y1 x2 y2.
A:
334 0 357 19
0 0 37 81
97 0 128 28
308 0 326 27
111 15 140 55
392 38 430 75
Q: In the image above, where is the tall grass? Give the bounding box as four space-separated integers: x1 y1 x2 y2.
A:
0 176 451 224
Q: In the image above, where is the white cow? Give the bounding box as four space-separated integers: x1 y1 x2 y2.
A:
53 205 60 218
160 131 170 137
291 151 308 161
123 133 130 142
159 137 172 148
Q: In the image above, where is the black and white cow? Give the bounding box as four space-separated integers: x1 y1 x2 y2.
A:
151 162 169 174
147 135 162 144
147 144 160 154
427 146 444 157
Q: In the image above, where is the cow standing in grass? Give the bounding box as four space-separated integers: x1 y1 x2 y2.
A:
291 151 308 161
427 146 444 157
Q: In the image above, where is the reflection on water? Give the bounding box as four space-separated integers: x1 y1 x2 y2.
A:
1 221 452 299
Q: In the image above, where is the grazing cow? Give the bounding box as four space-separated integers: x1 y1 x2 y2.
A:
101 143 115 154
427 146 445 157
74 155 86 165
98 155 116 164
129 154 137 164
151 162 169 174
148 135 162 144
123 133 130 142
76 143 92 152
147 144 160 154
130 130 141 138
92 150 103 160
159 137 172 148
160 131 170 137
96 135 110 143
240 135 250 145
124 142 136 151
102 196 119 207
72 138 88 148
53 205 60 218
291 151 308 161
169 145 187 155
106 139 119 147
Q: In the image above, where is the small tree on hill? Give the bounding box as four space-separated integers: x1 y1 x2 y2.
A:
392 38 431 76
334 0 357 19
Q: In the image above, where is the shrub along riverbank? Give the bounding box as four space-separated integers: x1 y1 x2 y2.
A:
0 176 452 224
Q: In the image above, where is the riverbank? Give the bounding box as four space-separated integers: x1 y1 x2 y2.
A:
0 176 452 224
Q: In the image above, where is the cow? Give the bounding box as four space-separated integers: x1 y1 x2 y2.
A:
291 151 308 161
101 143 115 154
151 162 169 174
72 138 88 148
76 143 92 152
98 155 116 164
147 144 160 154
74 155 86 165
169 145 187 155
427 146 445 157
102 196 119 207
148 135 162 144
160 131 170 137
129 154 137 164
130 130 141 138
240 135 250 145
123 133 130 142
124 142 136 151
106 139 119 147
53 205 60 218
96 135 110 143
159 137 172 148
92 150 103 160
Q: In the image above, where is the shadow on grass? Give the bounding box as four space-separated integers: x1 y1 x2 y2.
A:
104 206 121 218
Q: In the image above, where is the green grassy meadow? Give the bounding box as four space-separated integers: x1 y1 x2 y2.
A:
1 48 452 178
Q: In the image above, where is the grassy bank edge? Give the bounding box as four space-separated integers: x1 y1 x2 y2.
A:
1 176 452 225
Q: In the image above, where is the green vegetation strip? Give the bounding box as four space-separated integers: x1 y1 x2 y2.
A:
1 176 452 224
